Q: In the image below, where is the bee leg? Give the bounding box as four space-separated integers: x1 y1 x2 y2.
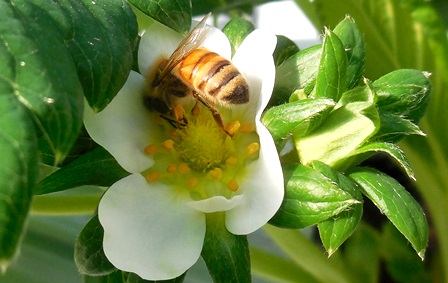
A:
191 100 201 116
173 104 188 126
195 98 233 137
160 114 187 128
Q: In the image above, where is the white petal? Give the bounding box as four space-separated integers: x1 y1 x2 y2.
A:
231 29 277 123
138 23 182 76
99 174 205 280
225 121 284 235
84 72 157 173
201 26 231 60
187 195 243 213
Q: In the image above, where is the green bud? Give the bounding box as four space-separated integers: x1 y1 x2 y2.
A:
333 15 365 89
261 98 335 146
271 45 322 105
373 69 431 123
273 35 300 66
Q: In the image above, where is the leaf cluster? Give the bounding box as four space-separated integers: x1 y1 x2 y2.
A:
263 16 430 258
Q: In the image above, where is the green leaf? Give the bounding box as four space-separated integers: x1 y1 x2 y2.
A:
333 15 365 89
75 215 116 276
129 0 192 35
350 167 428 258
270 163 359 229
348 142 415 180
0 94 38 266
56 0 138 112
250 247 321 283
313 28 348 101
318 206 363 256
39 127 98 166
84 270 187 283
294 85 379 168
309 161 363 255
273 35 300 66
342 223 380 283
374 112 425 143
309 0 418 78
222 17 255 57
201 213 250 283
261 98 335 145
34 147 129 195
1 0 85 162
373 69 431 123
191 0 272 15
271 45 322 105
379 223 431 283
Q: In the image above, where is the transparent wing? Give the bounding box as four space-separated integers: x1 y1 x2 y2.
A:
154 13 211 86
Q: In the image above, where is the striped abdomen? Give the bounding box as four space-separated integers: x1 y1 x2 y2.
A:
176 48 249 106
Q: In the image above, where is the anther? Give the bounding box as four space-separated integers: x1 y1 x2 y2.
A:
246 142 260 155
166 163 177 174
188 177 198 188
161 139 175 150
226 156 238 166
225 121 241 136
144 144 159 155
145 171 160 183
209 168 223 180
240 124 255 133
179 163 191 174
227 180 239 192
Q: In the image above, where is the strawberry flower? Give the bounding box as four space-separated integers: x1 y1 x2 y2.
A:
84 19 283 280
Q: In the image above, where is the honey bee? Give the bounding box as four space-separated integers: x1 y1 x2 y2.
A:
143 13 249 136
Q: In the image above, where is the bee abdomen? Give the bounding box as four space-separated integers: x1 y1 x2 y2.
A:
178 48 249 105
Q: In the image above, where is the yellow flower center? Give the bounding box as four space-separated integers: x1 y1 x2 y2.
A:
143 103 260 200
173 115 228 172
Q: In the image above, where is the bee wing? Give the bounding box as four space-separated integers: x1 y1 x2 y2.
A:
154 13 211 86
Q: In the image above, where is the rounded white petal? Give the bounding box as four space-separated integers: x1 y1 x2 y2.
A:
225 122 284 235
201 26 231 60
187 195 243 213
84 71 158 173
99 174 205 280
138 23 182 76
231 29 277 123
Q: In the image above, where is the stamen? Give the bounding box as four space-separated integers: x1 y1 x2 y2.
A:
188 177 198 188
225 121 241 136
144 144 159 155
246 142 260 155
145 171 160 183
227 180 239 192
166 163 177 174
161 139 175 150
209 168 223 180
226 156 238 166
240 124 255 133
179 163 191 174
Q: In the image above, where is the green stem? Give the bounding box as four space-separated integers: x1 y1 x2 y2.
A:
250 246 320 283
31 194 101 215
263 226 352 283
